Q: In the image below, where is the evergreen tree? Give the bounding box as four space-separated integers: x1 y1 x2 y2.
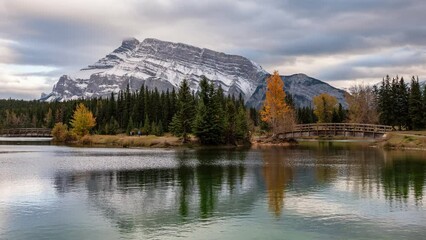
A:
169 79 195 143
151 121 157 136
143 115 150 135
157 120 164 136
235 107 250 143
224 99 237 144
423 84 426 127
127 117 134 134
396 77 409 129
409 76 423 130
193 77 225 145
44 108 54 128
377 76 390 125
285 94 295 109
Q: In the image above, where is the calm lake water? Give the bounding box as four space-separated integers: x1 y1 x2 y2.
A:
0 143 425 239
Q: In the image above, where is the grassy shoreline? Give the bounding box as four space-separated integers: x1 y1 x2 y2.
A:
54 131 426 151
64 134 195 148
59 134 250 149
374 131 426 150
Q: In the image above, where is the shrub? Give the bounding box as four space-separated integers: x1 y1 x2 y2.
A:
78 135 93 145
52 123 69 142
52 122 77 143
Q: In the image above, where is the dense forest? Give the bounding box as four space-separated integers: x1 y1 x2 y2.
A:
0 84 326 133
2 74 425 144
375 75 426 130
0 77 252 145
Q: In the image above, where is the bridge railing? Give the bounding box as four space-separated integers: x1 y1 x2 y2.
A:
0 128 52 137
286 123 393 134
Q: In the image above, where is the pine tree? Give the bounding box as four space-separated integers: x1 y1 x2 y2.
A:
44 108 54 128
235 107 249 143
157 120 164 136
151 121 157 136
209 83 225 143
409 76 424 130
423 84 426 127
193 77 225 145
396 77 409 129
143 115 150 135
193 100 209 143
169 79 195 143
127 117 134 134
224 99 237 144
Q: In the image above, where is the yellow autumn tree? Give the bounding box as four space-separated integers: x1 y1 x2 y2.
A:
313 93 338 123
260 71 295 135
70 103 96 137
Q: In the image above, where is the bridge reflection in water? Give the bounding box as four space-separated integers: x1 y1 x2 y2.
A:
279 123 393 139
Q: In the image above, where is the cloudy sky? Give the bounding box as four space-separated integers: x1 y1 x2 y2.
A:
1 0 425 99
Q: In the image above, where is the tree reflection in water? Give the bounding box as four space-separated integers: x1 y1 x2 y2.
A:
53 148 255 234
382 155 426 204
51 145 426 235
261 148 293 217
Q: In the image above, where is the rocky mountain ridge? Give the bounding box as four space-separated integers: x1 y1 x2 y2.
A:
43 38 347 108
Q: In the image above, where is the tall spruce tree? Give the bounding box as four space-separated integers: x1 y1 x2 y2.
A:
423 83 426 128
224 99 237 144
235 107 250 143
409 76 423 130
170 79 195 143
193 77 225 145
397 77 409 129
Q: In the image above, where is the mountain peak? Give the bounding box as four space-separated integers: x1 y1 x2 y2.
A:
291 73 308 78
121 37 140 47
45 37 347 109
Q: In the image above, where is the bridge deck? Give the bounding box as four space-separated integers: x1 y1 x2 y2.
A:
279 123 392 139
0 128 52 137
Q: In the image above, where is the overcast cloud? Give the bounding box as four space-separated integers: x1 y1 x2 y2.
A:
1 0 425 99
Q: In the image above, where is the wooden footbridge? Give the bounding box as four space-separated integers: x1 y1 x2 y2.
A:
0 128 52 137
278 123 393 139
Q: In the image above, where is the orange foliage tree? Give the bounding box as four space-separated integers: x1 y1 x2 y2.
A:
260 71 295 135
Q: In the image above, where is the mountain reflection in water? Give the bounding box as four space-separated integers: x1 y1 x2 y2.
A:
0 144 425 239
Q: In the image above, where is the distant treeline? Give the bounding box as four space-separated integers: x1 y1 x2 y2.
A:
0 77 253 144
0 84 346 135
375 75 426 130
12 74 426 142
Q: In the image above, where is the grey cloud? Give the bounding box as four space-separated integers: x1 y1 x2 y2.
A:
317 47 426 81
1 0 426 99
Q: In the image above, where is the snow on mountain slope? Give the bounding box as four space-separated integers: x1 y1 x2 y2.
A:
44 37 347 108
48 38 267 102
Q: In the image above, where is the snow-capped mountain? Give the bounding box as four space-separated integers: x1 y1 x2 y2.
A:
43 37 347 108
45 37 267 102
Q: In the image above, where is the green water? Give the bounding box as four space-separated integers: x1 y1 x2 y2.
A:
0 143 425 239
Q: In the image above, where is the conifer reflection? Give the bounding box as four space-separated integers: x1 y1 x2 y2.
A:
382 156 426 203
